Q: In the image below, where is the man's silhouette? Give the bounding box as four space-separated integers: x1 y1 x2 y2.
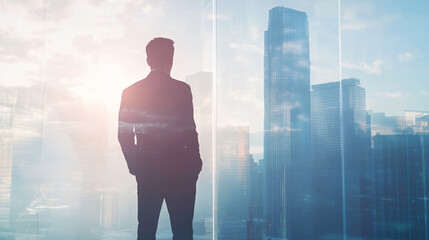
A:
118 37 202 240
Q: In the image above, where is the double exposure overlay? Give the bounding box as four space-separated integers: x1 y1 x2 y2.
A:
1 0 428 239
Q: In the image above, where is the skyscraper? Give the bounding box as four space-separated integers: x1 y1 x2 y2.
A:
311 81 342 239
0 87 15 235
311 79 373 239
5 86 43 238
248 158 265 240
264 6 312 239
217 126 251 240
341 79 373 239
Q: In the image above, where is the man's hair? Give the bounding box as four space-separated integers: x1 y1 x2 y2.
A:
146 37 175 68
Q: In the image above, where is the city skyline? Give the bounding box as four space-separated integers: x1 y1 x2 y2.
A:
1 1 428 160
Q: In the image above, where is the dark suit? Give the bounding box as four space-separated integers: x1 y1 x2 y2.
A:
118 70 202 240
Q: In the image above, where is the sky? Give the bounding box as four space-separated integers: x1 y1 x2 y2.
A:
341 0 429 116
0 0 212 104
1 0 428 161
215 0 429 159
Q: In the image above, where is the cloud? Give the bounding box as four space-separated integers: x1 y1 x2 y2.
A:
341 8 400 31
206 14 229 21
341 23 367 31
72 35 96 54
397 52 412 63
311 66 330 73
229 43 263 55
0 30 43 63
342 60 384 75
11 0 75 22
385 92 402 98
45 53 86 81
142 4 154 14
138 3 165 17
376 91 403 99
228 90 263 107
249 26 260 41
341 7 370 31
420 90 429 96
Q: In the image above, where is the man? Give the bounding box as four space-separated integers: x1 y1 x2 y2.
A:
118 37 202 240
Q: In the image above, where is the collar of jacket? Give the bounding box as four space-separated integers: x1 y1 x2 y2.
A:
150 69 170 75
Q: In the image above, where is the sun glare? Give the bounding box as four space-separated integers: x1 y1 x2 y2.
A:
70 63 126 108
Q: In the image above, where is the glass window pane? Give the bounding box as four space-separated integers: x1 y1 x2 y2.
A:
215 1 340 239
1 1 213 239
340 0 429 239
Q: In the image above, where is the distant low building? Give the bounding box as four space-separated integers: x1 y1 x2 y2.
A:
217 125 251 240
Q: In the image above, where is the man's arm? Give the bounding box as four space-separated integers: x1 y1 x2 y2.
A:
182 85 202 175
118 89 138 175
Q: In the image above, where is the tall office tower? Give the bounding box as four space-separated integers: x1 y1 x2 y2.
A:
247 158 265 240
0 88 15 235
217 126 251 240
362 110 374 240
311 82 342 239
374 134 429 239
264 7 312 239
311 79 373 239
249 158 264 223
341 78 373 239
5 86 43 237
185 72 213 236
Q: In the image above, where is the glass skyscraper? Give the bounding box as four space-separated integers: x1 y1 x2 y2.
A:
341 79 373 239
264 7 312 239
217 126 251 240
1 86 43 239
0 87 15 236
311 79 373 239
311 81 342 239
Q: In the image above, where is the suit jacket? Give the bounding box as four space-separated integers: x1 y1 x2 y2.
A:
118 70 202 177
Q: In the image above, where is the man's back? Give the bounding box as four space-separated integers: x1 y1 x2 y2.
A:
118 70 202 177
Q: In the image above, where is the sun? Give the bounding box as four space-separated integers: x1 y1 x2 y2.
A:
70 63 129 108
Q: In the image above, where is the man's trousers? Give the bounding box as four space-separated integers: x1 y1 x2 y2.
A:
136 175 198 240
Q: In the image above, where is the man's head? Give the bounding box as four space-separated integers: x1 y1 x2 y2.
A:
146 37 174 73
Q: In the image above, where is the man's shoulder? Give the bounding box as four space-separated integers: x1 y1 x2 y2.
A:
121 75 190 97
170 77 191 90
122 79 145 94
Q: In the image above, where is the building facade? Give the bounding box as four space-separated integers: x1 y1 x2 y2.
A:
311 82 342 239
264 6 312 239
217 126 251 240
311 79 373 239
374 134 429 239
